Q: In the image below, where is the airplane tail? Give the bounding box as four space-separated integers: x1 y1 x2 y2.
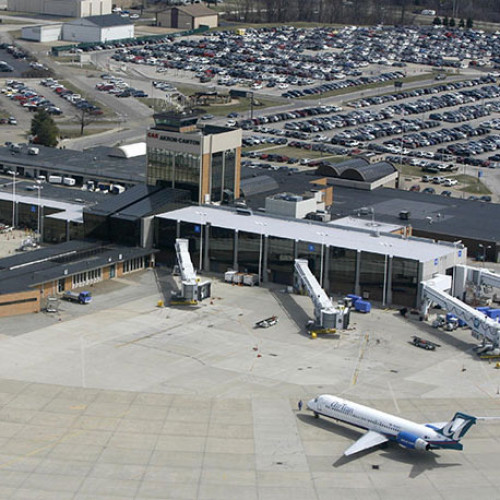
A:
437 412 476 441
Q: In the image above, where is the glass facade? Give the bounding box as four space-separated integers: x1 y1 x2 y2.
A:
72 268 102 288
328 247 356 295
268 236 295 285
109 218 140 247
123 257 145 273
210 152 223 203
148 147 201 198
208 226 234 273
44 217 67 243
155 219 178 266
210 149 236 203
391 257 419 307
151 219 421 307
179 222 203 269
359 251 387 302
237 230 261 274
297 240 322 283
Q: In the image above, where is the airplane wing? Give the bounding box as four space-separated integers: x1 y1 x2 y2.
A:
344 430 389 456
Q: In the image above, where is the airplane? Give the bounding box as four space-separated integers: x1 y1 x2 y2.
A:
307 394 477 456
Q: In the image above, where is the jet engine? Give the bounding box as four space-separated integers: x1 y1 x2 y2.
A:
396 431 430 451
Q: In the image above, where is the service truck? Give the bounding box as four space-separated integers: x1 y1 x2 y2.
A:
62 291 92 304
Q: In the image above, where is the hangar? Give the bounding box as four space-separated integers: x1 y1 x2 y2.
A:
62 14 134 43
157 4 218 30
8 0 112 17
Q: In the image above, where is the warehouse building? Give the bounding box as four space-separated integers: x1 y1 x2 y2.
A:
8 0 111 17
157 4 218 30
62 14 134 43
21 24 63 43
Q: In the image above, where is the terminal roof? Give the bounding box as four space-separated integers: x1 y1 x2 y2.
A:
157 205 460 263
0 145 145 184
0 240 156 294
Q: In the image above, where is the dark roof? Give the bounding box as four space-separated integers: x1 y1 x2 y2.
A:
0 240 157 294
84 185 160 218
84 185 190 220
111 188 190 221
317 159 395 182
0 144 146 184
239 166 500 244
342 161 396 182
240 175 280 197
330 186 500 243
79 14 133 27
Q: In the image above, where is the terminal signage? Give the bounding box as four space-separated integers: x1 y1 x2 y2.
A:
147 131 200 146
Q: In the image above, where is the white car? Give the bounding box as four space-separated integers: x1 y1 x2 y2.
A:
443 178 458 186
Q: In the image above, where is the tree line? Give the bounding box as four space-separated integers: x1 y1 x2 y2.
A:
222 0 500 25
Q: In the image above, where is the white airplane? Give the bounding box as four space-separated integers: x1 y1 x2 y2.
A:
307 394 477 456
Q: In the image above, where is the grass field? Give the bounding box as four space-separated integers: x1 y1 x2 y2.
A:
454 174 492 194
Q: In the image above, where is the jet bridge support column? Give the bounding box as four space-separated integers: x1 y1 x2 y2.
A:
385 256 393 306
354 250 361 296
233 230 239 271
262 235 269 283
203 223 210 272
323 246 330 291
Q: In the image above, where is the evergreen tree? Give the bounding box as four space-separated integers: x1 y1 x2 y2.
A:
433 16 442 25
31 109 58 147
449 18 456 27
466 17 474 29
443 16 449 26
459 18 465 28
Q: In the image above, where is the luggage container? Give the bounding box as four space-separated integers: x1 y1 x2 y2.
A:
354 300 371 313
243 274 258 286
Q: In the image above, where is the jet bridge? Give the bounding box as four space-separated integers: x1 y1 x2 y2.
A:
420 274 500 351
294 259 349 332
173 238 211 304
453 265 500 298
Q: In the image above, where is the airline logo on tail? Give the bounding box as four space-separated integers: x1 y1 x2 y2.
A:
439 412 477 441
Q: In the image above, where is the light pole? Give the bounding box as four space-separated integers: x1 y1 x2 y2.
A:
36 180 42 241
196 211 207 271
255 221 267 284
317 231 327 287
9 170 17 228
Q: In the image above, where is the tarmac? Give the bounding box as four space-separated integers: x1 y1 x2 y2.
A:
0 268 499 499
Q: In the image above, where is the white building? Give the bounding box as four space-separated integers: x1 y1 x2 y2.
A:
21 24 63 42
8 0 111 17
265 192 325 219
62 14 134 43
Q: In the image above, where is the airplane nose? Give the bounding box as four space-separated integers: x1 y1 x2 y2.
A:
307 399 316 411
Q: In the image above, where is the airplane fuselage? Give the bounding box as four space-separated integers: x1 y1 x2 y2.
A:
307 395 463 451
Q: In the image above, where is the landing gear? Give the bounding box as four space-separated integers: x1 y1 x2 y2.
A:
314 412 319 419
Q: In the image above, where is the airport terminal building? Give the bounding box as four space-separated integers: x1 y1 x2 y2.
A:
154 205 466 307
146 111 242 205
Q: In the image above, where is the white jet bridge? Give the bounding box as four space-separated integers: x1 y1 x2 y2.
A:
294 258 349 332
173 238 211 304
453 265 500 296
420 274 500 352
